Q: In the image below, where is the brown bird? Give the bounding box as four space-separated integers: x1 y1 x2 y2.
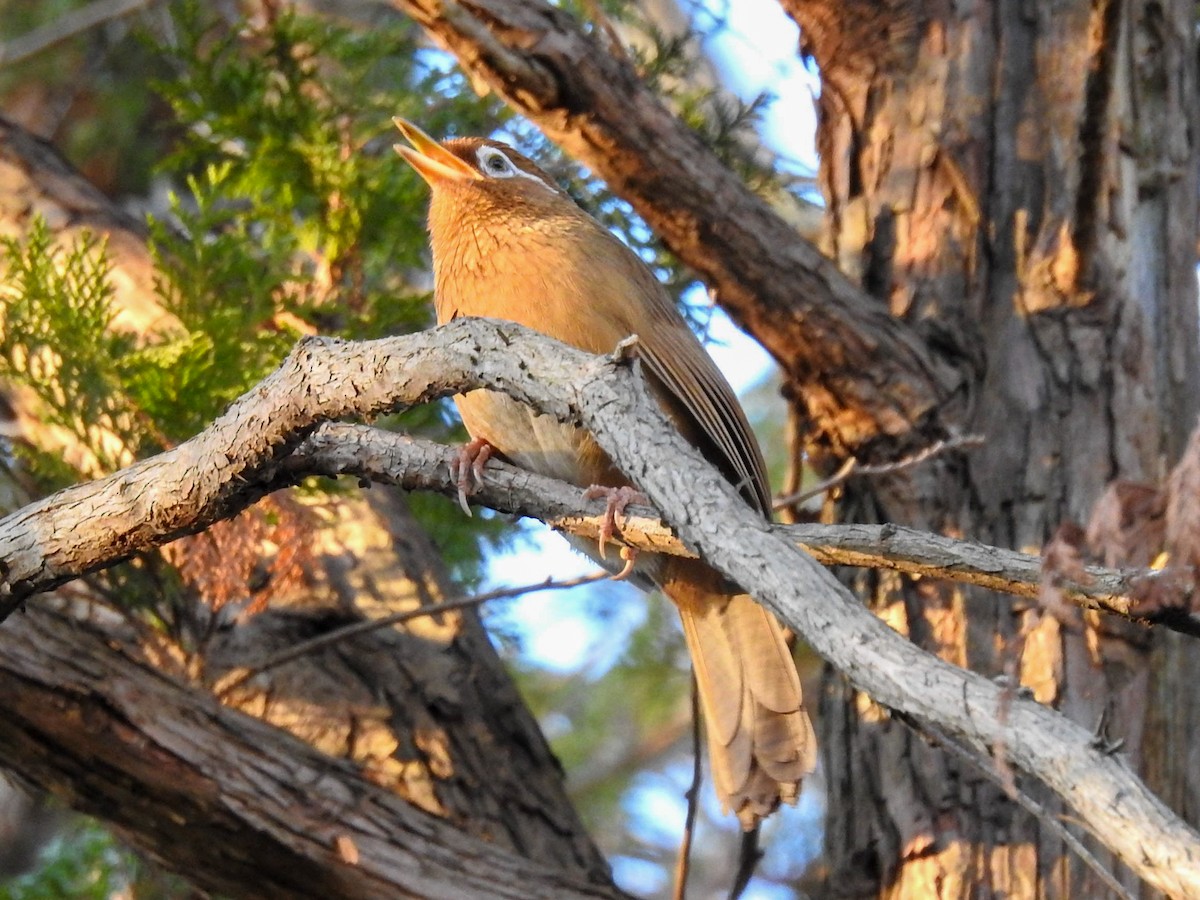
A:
394 119 816 829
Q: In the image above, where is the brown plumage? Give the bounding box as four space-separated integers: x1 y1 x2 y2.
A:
394 119 816 829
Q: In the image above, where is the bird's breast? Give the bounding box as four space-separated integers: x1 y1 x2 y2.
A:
431 216 637 352
431 213 638 486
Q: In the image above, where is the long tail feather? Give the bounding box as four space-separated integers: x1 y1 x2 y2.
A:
665 560 816 830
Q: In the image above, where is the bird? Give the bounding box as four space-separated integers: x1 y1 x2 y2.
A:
394 118 816 830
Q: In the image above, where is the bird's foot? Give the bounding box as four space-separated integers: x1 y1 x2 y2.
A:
582 484 647 560
449 438 494 516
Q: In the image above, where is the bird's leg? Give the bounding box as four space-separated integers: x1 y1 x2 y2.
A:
449 437 494 516
582 484 648 561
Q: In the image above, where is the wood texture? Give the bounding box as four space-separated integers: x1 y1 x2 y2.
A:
0 600 626 900
782 0 1200 895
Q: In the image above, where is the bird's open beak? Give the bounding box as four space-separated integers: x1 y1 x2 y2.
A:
393 118 479 185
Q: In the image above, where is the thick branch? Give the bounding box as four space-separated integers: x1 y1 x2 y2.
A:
0 600 627 900
0 320 1178 632
296 423 1191 634
391 0 954 453
1 319 1198 897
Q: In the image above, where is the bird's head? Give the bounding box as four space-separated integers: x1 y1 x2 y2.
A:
393 118 568 224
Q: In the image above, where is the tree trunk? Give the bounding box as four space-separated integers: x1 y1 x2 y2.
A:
785 0 1200 895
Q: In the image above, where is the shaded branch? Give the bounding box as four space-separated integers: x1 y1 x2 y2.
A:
1 318 1198 897
0 600 629 900
296 425 1196 635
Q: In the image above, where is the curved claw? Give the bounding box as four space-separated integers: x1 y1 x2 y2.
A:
612 546 638 581
582 484 648 560
448 438 494 516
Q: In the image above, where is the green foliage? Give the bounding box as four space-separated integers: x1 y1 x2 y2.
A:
0 820 135 900
0 817 194 900
141 166 300 440
0 220 141 477
151 1 450 321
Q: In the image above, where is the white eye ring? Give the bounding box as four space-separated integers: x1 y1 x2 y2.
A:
477 147 517 178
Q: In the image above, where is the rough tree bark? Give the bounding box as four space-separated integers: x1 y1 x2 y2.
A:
781 0 1200 896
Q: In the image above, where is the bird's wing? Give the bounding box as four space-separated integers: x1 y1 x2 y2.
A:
631 284 772 517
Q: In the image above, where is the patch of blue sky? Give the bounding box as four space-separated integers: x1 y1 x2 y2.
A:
691 0 820 176
611 854 670 895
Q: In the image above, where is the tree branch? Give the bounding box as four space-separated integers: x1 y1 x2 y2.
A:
1 318 1198 896
0 600 629 900
296 422 1192 634
0 0 156 68
1 322 1182 633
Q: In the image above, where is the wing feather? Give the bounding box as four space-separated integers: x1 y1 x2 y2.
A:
633 294 771 516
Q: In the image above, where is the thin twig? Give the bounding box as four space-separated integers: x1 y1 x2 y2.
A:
672 671 702 900
773 433 985 510
729 828 762 900
775 457 856 510
903 714 1136 900
0 0 156 67
215 570 613 697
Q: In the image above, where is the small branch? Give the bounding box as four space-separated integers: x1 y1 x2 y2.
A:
215 570 613 697
671 672 701 900
729 831 761 900
294 424 1193 635
773 432 985 509
0 0 156 67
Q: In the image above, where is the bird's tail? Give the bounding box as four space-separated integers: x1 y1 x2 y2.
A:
664 560 816 830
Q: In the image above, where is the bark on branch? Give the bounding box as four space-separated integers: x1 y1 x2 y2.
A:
0 323 1184 633
1 318 1198 897
0 600 628 900
296 423 1192 635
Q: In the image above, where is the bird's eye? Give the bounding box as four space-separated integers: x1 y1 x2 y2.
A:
477 147 516 178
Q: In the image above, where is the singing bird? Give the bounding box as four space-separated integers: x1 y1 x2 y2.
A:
394 119 816 829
